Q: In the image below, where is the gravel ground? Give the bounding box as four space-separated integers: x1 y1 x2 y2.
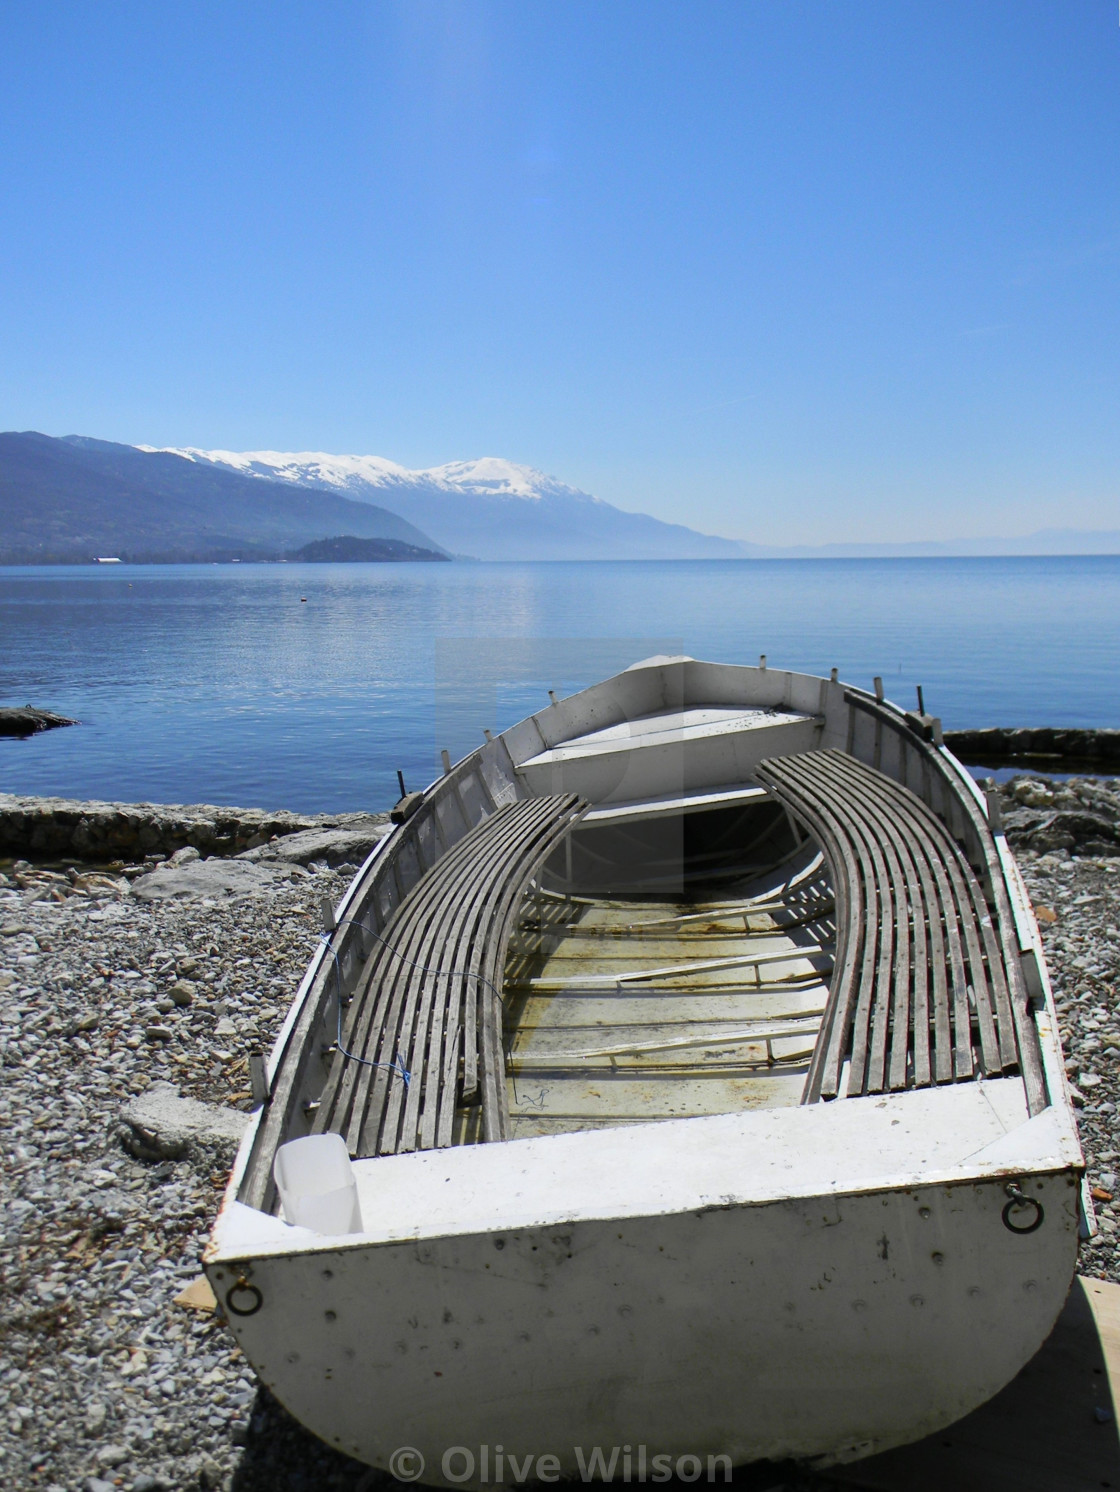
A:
0 850 375 1492
1 774 1118 1492
1017 861 1120 1277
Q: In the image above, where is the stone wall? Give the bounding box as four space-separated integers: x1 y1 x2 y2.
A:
945 726 1120 765
0 793 386 862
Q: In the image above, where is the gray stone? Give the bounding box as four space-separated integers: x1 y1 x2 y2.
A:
237 818 391 868
130 857 294 902
169 979 196 1006
0 852 369 1490
119 1082 250 1161
1013 779 1055 808
83 1401 107 1435
168 844 201 866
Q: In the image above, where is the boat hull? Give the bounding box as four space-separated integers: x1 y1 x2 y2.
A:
206 657 1084 1482
210 1151 1078 1485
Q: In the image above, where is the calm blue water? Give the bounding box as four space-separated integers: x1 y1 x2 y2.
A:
0 557 1115 814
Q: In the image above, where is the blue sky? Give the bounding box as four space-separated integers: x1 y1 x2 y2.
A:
1 1 1118 545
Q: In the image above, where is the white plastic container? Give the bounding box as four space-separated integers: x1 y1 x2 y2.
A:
273 1133 363 1235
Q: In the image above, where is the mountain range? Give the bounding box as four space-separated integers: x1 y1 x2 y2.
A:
157 444 1120 560
0 433 447 562
151 446 745 560
1 430 1118 562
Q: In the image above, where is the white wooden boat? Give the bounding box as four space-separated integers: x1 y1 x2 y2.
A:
204 656 1084 1485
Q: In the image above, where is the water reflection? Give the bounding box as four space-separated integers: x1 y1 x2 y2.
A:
0 557 1116 813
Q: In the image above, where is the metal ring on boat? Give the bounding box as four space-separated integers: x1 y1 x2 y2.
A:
225 1278 264 1317
1002 1183 1044 1235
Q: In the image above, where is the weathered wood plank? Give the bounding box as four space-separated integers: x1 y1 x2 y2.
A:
842 694 1048 1114
317 802 534 1147
790 751 905 1096
833 754 1015 1078
758 746 1038 1106
312 795 585 1159
358 800 545 1155
755 757 866 1101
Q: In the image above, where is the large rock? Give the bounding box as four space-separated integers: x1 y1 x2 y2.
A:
237 819 391 868
129 857 298 901
119 1083 249 1161
1017 811 1120 856
0 705 77 738
996 775 1120 856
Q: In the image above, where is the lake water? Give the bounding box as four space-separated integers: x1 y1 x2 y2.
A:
1 557 1115 814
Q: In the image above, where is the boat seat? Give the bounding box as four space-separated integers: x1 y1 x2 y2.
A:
312 794 587 1158
755 749 1036 1105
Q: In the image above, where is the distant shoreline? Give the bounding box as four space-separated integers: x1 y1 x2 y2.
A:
3 551 1120 567
0 543 449 566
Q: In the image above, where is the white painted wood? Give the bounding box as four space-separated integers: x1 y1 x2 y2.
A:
208 1080 1078 1486
213 1177 1074 1482
508 1015 822 1065
527 944 832 989
516 698 824 803
581 781 768 825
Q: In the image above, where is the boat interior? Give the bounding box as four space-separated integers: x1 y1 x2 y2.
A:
495 806 831 1140
234 658 1051 1215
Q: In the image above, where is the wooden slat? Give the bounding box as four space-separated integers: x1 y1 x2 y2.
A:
769 782 863 1103
838 756 1004 1077
477 799 588 1142
806 750 966 1088
843 692 1048 1115
313 795 585 1159
755 757 870 1100
834 791 886 1096
787 751 916 1095
384 801 551 1151
321 800 512 1144
316 801 534 1145
425 798 568 1148
758 746 1038 1106
367 800 560 1155
826 751 1014 1078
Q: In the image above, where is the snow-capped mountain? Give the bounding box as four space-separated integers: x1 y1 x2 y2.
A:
148 446 748 560
0 433 449 563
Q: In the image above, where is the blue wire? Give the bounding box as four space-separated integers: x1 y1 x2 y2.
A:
317 914 510 1089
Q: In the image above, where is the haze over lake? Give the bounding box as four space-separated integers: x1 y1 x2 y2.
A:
2 556 1116 816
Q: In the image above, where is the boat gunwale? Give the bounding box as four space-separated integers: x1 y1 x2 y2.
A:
205 1085 1080 1266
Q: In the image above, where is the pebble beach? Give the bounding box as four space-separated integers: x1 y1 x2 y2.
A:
1 776 1119 1492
